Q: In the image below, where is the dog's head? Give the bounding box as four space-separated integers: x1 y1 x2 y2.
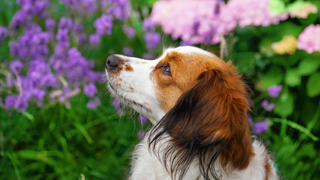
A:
105 46 253 180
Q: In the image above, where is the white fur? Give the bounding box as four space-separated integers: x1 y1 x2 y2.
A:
105 46 279 180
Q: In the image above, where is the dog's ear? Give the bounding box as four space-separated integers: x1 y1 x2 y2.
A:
149 61 253 180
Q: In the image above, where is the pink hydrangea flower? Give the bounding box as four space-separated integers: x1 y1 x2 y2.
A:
297 24 320 54
150 0 288 44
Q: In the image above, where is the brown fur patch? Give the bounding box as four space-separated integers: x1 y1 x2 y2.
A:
125 64 133 71
264 154 271 180
153 52 220 112
151 51 254 176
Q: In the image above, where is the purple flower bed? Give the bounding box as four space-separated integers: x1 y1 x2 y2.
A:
1 0 136 112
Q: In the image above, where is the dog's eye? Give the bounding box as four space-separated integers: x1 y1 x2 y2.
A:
160 64 171 76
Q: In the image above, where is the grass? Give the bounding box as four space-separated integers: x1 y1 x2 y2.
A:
0 93 144 180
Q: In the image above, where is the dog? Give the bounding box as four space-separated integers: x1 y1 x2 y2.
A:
105 46 278 180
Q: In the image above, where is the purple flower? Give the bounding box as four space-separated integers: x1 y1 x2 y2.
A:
78 33 87 44
268 85 282 98
41 73 56 86
46 18 56 30
107 1 130 20
142 53 154 60
0 26 8 43
138 130 146 140
72 22 83 34
56 29 69 47
144 32 160 49
180 40 194 46
32 32 49 45
5 95 16 109
204 28 216 44
112 99 121 108
17 0 31 5
192 19 200 35
32 89 46 101
214 0 221 15
254 119 269 134
89 33 101 46
22 3 34 18
94 14 113 35
247 114 253 127
87 100 98 109
123 47 133 56
138 115 148 125
83 83 97 97
122 26 136 38
81 0 98 13
59 17 73 29
10 11 27 29
261 100 275 112
117 109 124 116
9 60 23 73
87 97 101 109
34 1 49 17
143 18 155 32
14 93 29 112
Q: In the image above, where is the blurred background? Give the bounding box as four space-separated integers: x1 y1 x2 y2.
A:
0 0 319 179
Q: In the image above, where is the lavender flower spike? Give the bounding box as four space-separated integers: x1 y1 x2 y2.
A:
84 83 97 98
5 95 16 109
0 26 8 43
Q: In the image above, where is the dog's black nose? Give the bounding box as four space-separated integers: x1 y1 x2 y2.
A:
106 55 119 70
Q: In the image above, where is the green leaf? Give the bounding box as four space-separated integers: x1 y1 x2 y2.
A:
285 69 301 87
272 118 319 141
297 58 320 76
256 66 284 90
307 72 320 97
274 88 294 118
269 0 287 15
22 111 34 122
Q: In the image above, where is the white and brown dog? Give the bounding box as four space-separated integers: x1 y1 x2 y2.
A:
105 46 278 180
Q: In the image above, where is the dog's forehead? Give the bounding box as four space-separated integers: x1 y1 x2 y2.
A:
164 46 216 58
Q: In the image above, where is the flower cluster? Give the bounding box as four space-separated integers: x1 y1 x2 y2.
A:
272 36 297 54
106 0 131 20
0 26 8 43
2 0 133 112
150 0 290 44
91 14 113 46
289 2 318 19
60 0 98 15
250 85 282 134
297 24 320 54
11 0 49 30
143 18 160 50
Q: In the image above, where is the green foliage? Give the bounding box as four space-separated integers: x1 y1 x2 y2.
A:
297 58 320 76
274 88 294 118
1 0 320 180
307 72 320 97
231 1 320 178
0 95 142 180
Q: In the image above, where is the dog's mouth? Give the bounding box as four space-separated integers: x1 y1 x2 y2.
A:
108 82 152 113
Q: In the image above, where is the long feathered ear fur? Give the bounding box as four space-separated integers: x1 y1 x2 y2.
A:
149 61 254 180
